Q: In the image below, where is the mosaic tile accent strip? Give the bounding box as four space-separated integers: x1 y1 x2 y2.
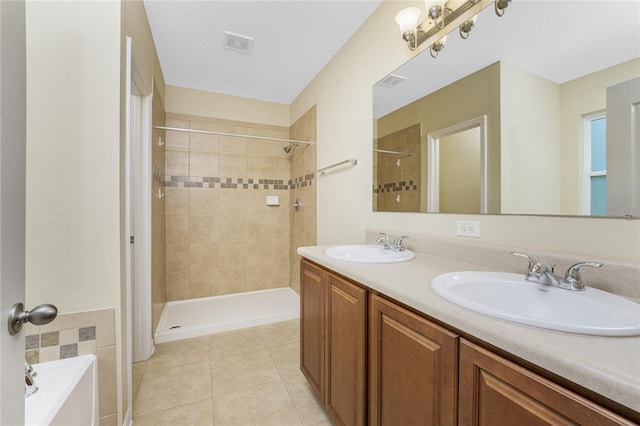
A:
291 173 315 189
26 326 97 364
165 174 315 190
373 180 418 193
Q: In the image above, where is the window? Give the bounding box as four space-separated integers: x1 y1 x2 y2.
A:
583 113 606 215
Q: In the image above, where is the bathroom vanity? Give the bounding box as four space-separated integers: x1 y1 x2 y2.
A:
298 245 640 425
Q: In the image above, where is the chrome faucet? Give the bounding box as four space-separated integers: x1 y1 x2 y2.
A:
377 233 409 252
25 360 36 378
511 252 603 291
25 363 38 398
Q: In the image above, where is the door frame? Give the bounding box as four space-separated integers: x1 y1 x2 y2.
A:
427 115 487 213
124 35 154 424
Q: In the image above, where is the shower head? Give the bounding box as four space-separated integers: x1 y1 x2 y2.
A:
283 142 299 154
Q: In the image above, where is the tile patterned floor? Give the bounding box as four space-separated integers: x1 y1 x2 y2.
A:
132 319 333 426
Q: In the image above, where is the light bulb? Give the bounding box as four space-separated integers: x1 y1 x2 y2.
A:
394 7 421 38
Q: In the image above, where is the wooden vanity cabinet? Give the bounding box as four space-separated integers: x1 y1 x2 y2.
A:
325 272 367 426
459 339 635 426
369 294 459 426
301 260 637 426
300 259 368 425
300 259 325 398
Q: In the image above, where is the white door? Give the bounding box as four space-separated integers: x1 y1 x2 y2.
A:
606 77 640 217
0 1 27 424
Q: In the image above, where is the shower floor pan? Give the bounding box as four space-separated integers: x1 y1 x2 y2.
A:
154 287 300 343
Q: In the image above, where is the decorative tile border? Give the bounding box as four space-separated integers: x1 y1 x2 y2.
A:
26 326 97 364
164 174 314 190
373 180 418 193
291 173 315 189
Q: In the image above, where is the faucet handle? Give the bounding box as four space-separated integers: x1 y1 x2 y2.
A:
563 262 603 290
377 233 389 242
511 252 546 280
511 251 537 270
395 236 409 250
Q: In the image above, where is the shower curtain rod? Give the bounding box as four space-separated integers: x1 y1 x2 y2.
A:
154 126 314 145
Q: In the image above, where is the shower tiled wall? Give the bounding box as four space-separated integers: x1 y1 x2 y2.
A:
164 113 292 300
289 106 317 293
373 124 422 212
152 84 167 332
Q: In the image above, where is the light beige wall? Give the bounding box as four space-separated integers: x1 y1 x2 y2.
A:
122 0 165 99
165 85 290 127
289 106 318 293
25 0 122 327
559 58 640 215
439 128 481 214
25 0 125 423
291 0 640 262
500 62 561 215
151 84 166 335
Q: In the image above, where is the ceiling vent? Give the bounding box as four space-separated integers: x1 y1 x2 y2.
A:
223 31 254 55
376 74 408 88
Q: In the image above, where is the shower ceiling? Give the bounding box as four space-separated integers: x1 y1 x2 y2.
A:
143 0 383 104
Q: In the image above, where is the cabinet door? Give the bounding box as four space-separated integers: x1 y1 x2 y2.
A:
326 272 367 426
369 294 459 426
459 339 635 426
300 260 325 399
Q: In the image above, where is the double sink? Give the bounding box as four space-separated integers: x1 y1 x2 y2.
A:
324 245 640 337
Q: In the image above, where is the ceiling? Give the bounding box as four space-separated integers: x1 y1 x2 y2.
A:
143 0 382 105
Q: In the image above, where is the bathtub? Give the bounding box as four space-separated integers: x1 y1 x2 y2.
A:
155 287 300 343
25 354 99 426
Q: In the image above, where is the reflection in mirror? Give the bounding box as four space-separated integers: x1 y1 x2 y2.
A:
373 1 640 217
427 116 486 214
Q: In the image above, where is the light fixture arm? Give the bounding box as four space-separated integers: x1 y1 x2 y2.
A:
495 0 511 17
402 31 418 51
427 4 445 30
430 37 446 58
459 16 476 39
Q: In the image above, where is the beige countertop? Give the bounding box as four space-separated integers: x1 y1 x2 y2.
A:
298 245 640 413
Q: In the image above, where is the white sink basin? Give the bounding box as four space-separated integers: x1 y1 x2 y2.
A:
431 271 640 336
26 354 99 426
325 245 415 263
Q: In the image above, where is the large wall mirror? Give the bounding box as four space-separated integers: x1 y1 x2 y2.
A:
373 1 640 217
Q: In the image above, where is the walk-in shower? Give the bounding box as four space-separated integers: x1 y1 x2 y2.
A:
155 287 299 343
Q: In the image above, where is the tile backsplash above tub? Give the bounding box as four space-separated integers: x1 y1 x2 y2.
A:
25 308 117 426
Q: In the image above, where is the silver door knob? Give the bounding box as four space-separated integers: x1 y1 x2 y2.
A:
7 303 57 335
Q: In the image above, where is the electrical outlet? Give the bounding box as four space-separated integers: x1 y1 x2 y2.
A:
456 221 480 238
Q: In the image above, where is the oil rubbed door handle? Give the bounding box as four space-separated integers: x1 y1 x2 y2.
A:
7 303 57 335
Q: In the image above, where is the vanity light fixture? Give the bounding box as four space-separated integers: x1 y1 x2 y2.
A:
459 15 477 39
394 7 421 50
430 35 447 58
394 0 510 55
